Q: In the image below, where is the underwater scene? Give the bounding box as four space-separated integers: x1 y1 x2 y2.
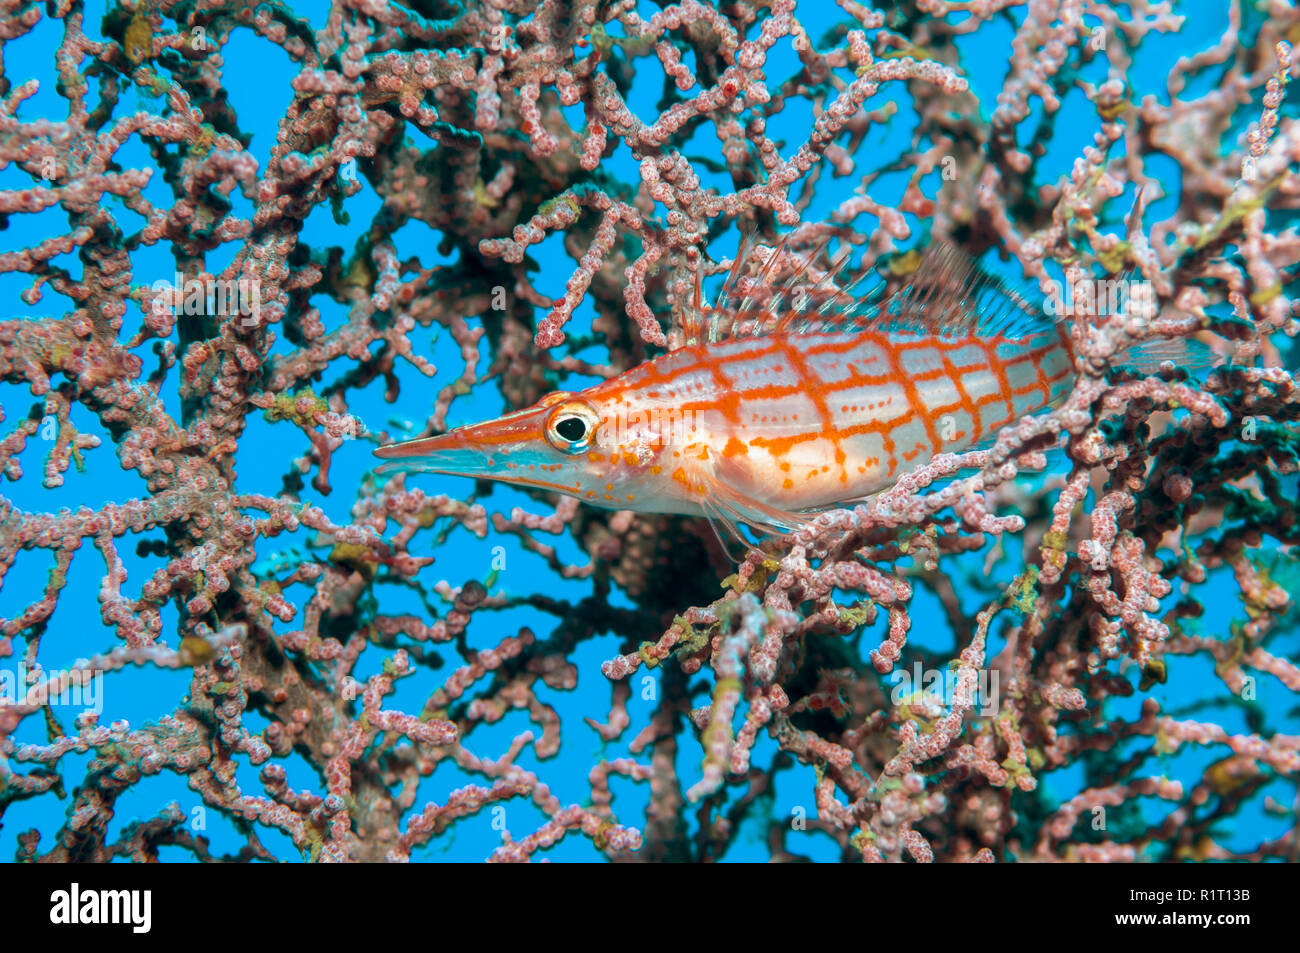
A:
0 0 1298 871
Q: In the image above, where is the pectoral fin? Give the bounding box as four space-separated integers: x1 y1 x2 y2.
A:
698 497 761 564
694 466 815 541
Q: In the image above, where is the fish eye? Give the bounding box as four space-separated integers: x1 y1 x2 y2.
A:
555 416 587 442
544 401 599 453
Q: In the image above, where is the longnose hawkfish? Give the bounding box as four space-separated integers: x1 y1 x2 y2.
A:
375 235 1194 552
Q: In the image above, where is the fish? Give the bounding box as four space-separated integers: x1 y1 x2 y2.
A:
374 236 1194 551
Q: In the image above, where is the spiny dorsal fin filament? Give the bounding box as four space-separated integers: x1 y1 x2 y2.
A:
887 241 1053 339
677 233 1057 350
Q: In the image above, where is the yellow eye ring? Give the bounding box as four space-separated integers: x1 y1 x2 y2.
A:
544 400 600 454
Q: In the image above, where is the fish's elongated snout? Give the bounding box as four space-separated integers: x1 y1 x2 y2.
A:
372 402 557 477
373 429 500 476
373 429 470 460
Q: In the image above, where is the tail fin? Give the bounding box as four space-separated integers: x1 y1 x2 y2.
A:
1115 336 1219 375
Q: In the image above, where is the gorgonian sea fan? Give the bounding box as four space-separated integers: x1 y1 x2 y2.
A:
0 0 1297 863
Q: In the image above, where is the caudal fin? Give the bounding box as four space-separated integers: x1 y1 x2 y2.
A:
1115 336 1219 375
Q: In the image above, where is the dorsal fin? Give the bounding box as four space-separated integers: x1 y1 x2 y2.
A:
675 235 1056 350
678 230 887 347
738 233 827 321
883 241 1055 339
